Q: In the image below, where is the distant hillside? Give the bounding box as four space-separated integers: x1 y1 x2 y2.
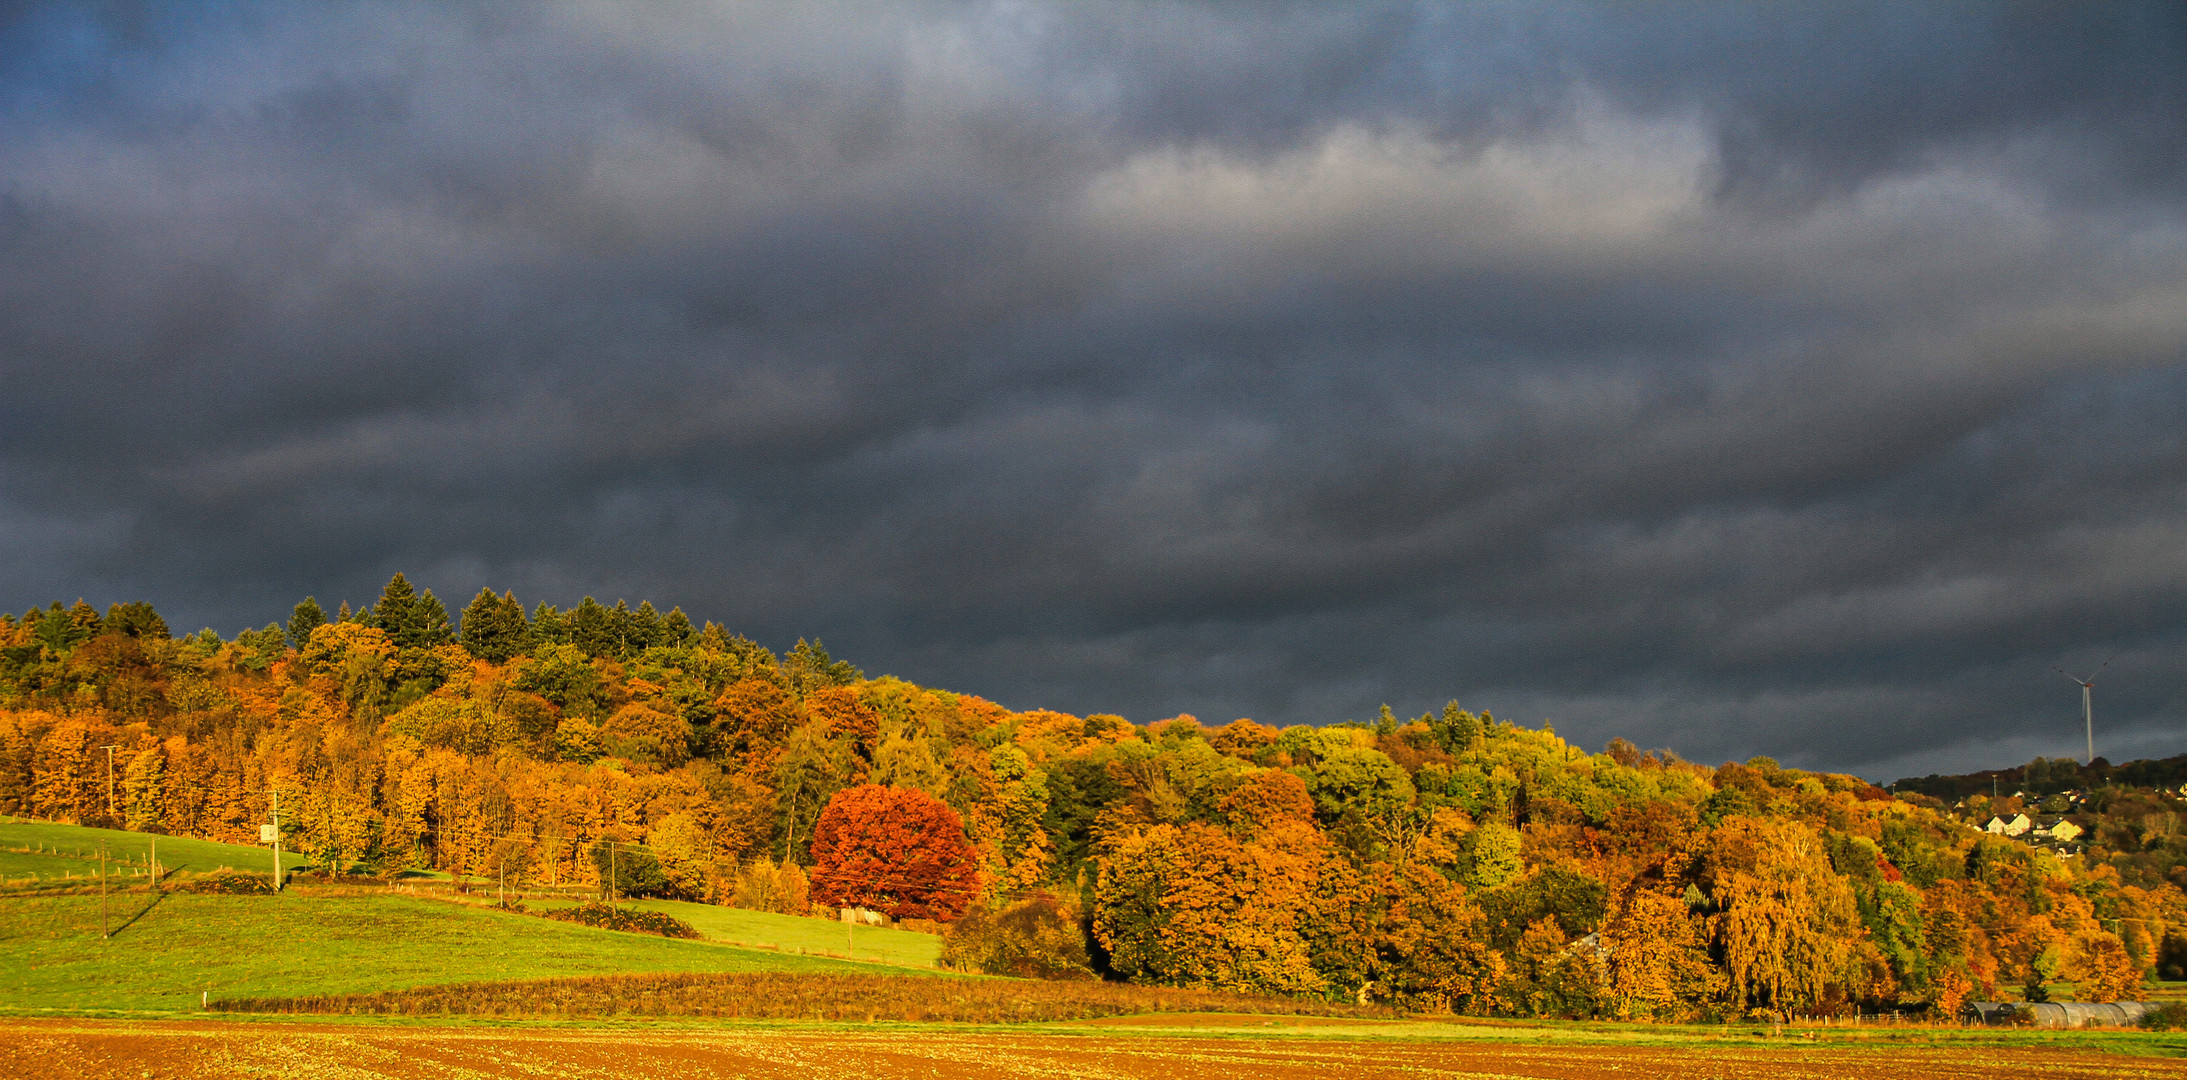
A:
1892 754 2187 897
1893 753 2187 802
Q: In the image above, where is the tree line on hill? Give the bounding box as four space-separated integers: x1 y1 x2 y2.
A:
1896 754 2187 804
3 576 2184 1019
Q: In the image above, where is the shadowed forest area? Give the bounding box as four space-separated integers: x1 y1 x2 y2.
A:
4 576 2184 1021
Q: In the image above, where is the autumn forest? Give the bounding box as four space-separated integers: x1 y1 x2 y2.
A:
4 575 2183 1020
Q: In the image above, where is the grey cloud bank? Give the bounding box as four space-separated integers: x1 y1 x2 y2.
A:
2 2 2184 780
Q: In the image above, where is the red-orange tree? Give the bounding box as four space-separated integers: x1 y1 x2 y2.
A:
809 784 981 920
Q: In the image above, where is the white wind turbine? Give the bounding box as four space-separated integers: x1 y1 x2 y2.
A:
2055 657 2112 766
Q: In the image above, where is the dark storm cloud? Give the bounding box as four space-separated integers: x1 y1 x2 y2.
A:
2 1 2185 778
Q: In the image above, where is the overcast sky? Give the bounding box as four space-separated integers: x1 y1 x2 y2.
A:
3 2 2184 780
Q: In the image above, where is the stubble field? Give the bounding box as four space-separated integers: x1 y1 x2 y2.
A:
2 1018 2182 1080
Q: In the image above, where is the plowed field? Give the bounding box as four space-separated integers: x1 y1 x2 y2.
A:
0 1018 2178 1080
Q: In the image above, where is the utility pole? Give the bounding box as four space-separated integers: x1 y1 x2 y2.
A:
609 841 618 906
99 841 108 940
101 745 120 819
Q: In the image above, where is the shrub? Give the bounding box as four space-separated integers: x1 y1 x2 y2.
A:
589 840 670 899
2140 1001 2187 1030
541 901 699 939
942 892 1096 979
177 871 276 895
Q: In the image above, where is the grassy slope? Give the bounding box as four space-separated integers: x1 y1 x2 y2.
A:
0 820 307 882
527 896 944 968
3 821 939 969
0 891 924 1014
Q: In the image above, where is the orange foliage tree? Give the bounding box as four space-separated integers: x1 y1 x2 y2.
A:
808 783 981 920
1602 884 1722 1019
1093 772 1332 995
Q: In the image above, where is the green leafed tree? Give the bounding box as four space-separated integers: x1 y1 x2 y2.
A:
590 838 670 900
1464 821 1524 889
772 718 857 864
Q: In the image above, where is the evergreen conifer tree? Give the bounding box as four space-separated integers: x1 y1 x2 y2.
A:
501 591 531 650
631 601 665 653
459 588 531 662
371 573 419 641
33 603 73 651
411 589 453 648
609 600 637 657
287 597 326 648
786 638 859 692
66 599 102 641
569 597 615 658
697 621 729 653
662 607 695 646
530 603 568 645
1431 701 1484 755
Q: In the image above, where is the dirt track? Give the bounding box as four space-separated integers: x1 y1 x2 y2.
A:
0 1018 2178 1079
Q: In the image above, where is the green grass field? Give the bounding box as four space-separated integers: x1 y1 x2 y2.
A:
0 819 306 883
0 890 923 1013
526 896 944 968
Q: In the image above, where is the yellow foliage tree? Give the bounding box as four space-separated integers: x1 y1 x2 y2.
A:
1706 817 1863 1017
1604 886 1722 1020
2068 930 2141 1002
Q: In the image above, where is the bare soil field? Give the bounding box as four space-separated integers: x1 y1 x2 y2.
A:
1 1018 2179 1080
